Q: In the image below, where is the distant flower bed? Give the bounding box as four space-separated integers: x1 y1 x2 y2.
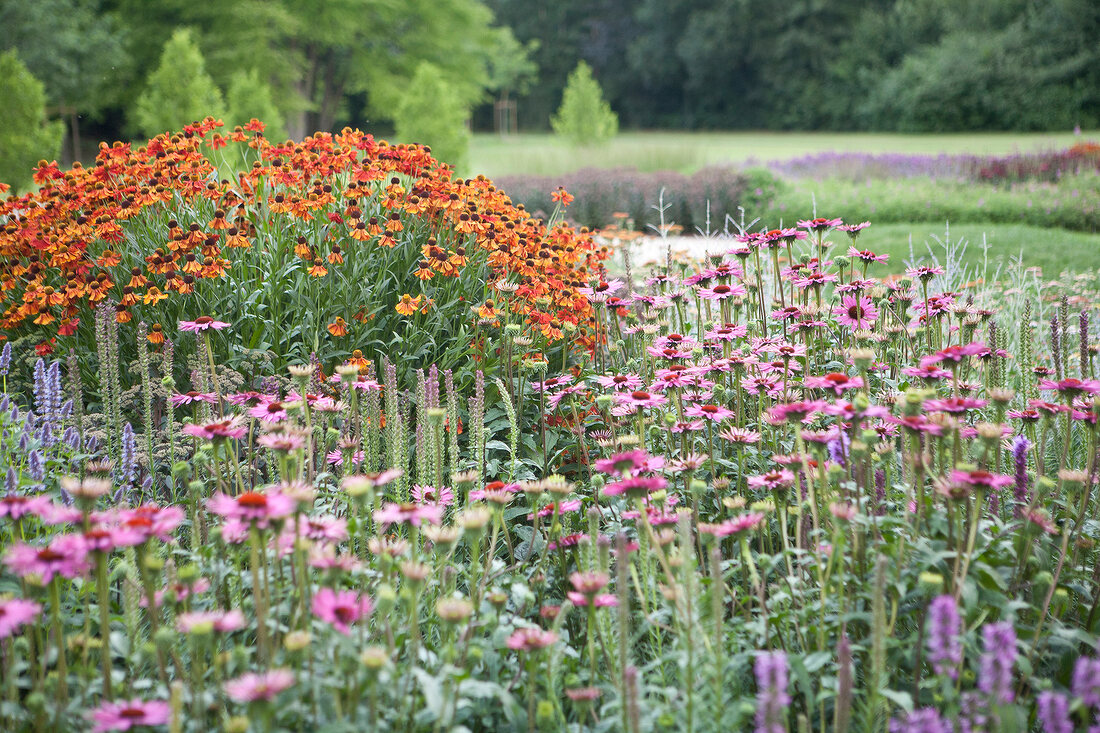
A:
0 118 608 374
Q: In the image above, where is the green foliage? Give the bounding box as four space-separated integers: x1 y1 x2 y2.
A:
394 62 471 169
131 29 225 138
0 51 63 192
225 68 286 140
551 62 618 146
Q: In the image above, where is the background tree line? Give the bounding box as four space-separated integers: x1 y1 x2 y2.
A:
0 0 1097 178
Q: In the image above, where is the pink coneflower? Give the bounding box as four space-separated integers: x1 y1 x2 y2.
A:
902 364 952 381
312 587 374 634
798 217 842 231
373 502 443 528
224 669 295 703
663 420 705 433
297 516 349 543
593 373 644 391
652 365 704 390
645 345 693 360
0 494 52 520
890 415 944 436
906 265 944 281
311 397 344 413
838 221 871 238
1039 378 1100 396
920 342 988 367
950 470 1014 490
0 597 42 638
177 609 246 634
182 417 248 441
792 271 838 289
834 295 878 330
5 534 90 583
411 484 455 506
81 525 146 553
566 687 603 702
772 305 803 322
547 384 587 410
705 324 747 341
578 279 624 303
506 627 558 651
170 391 217 408
803 373 865 396
653 333 698 351
666 454 710 473
594 450 654 476
699 512 765 538
529 375 574 393
88 698 171 732
527 499 583 520
226 391 268 406
684 403 735 422
257 430 307 452
249 400 289 423
719 427 761 444
846 246 887 263
748 470 795 491
178 316 230 332
602 476 668 499
924 397 988 413
614 390 668 411
698 283 746 301
325 449 365 466
767 400 826 424
206 491 295 526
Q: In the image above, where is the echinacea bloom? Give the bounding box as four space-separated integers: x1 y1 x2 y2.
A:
594 450 655 476
846 246 886 263
0 493 52 520
949 469 1014 490
88 698 171 732
719 427 761 444
578 279 623 303
748 470 795 491
803 372 865 396
602 476 668 499
0 597 42 638
1039 378 1100 396
312 587 374 634
613 390 668 411
684 403 735 422
249 400 289 423
506 627 558 651
5 534 90 583
373 502 443 528
834 295 878 330
698 283 746 301
920 342 988 367
206 491 295 527
224 669 295 703
593 373 644 391
177 609 246 634
178 316 230 332
699 512 765 538
182 417 247 441
924 397 988 413
797 217 842 231
169 391 217 407
411 484 455 506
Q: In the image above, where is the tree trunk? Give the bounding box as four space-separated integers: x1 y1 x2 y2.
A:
69 109 81 164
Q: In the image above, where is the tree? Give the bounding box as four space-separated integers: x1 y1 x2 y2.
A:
551 61 618 145
394 62 471 170
0 0 125 161
226 69 287 140
0 51 63 192
131 29 225 138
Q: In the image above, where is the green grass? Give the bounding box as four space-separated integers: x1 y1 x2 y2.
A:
469 130 1099 178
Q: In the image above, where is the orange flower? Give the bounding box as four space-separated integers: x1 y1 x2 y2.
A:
147 324 165 344
327 317 348 336
143 287 167 305
349 221 370 241
308 260 328 277
551 187 574 206
97 250 122 268
328 246 344 264
345 349 369 371
395 293 423 316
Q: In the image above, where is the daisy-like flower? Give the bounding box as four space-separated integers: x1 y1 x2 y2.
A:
803 373 865 396
546 384 587 410
529 375 574 393
949 470 1014 491
312 587 374 634
593 373 644 391
224 669 295 703
1039 378 1100 396
0 494 52 521
613 390 668 411
411 484 455 506
924 397 988 413
5 534 90 583
206 491 295 527
178 316 230 332
846 246 887 263
798 217 842 231
748 470 795 491
719 427 761 444
698 283 747 301
249 400 289 423
594 450 654 476
920 342 988 367
258 430 308 452
373 502 443 528
838 221 871 239
0 597 42 638
601 476 668 499
705 324 747 341
901 364 952 381
88 698 171 732
699 512 765 538
182 417 248 441
169 391 217 407
684 403 735 422
834 295 878 330
506 627 558 651
177 609 246 634
906 265 944 281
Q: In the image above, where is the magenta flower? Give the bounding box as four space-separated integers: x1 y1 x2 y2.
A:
593 373 644 391
169 391 217 408
529 375 575 393
699 512 765 538
119 505 184 543
719 427 762 444
748 470 795 491
88 698 170 732
1039 378 1100 396
803 373 865 396
206 491 295 527
833 295 878 330
846 246 886 262
613 390 668 411
373 502 443 528
577 279 624 303
601 475 668 499
411 484 455 506
684 403 735 422
312 587 374 634
182 417 248 441
920 342 988 367
5 534 90 583
950 470 1014 490
705 324 747 341
257 430 307 452
594 449 655 477
249 400 289 423
901 364 952 381
698 283 746 301
506 627 558 651
797 217 842 231
0 494 52 521
924 397 988 413
906 265 944 281
177 609 246 634
178 316 230 332
838 221 871 236
224 669 295 703
0 597 42 638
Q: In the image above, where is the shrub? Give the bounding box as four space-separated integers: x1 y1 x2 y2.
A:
551 61 618 146
0 120 607 380
131 29 225 138
0 51 63 193
225 68 286 141
394 62 471 171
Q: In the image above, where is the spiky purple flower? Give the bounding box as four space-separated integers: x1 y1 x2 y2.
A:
927 595 962 679
1036 691 1072 733
978 621 1016 704
754 651 789 733
1072 655 1100 708
889 707 950 733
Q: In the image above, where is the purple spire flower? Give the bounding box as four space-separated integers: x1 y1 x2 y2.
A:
0 342 12 376
978 621 1016 704
754 651 790 733
27 450 44 482
1037 691 1072 733
1072 655 1100 708
119 422 136 491
889 707 951 733
1012 435 1030 517
927 595 962 679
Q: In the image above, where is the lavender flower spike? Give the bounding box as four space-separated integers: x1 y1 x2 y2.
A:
1036 691 1072 733
754 650 790 733
978 621 1016 704
927 595 962 679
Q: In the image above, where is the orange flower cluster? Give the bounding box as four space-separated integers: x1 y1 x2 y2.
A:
0 118 609 347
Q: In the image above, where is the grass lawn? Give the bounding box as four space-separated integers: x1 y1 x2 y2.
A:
469 130 1099 178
